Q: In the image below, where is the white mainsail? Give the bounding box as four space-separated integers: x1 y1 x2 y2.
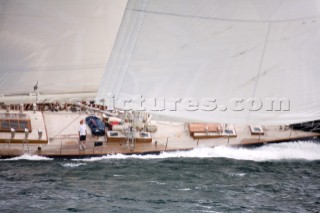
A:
96 0 320 124
0 0 127 102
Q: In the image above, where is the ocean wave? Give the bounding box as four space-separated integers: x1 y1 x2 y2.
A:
1 154 53 161
60 162 86 168
71 141 320 162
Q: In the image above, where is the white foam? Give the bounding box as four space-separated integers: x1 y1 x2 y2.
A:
71 141 320 162
149 180 166 185
177 188 191 191
72 154 132 162
2 154 53 161
211 141 320 161
113 174 124 177
60 162 86 168
230 173 246 177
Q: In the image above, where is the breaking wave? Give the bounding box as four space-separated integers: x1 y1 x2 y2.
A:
73 141 320 162
60 162 87 168
1 154 53 161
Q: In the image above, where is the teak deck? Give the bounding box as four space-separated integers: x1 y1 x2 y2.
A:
0 110 319 158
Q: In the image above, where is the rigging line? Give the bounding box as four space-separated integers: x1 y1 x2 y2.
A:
252 23 271 98
1 12 99 19
130 9 320 24
246 23 271 122
4 64 106 73
3 90 97 97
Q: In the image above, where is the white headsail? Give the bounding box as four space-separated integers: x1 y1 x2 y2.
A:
96 0 320 124
0 0 127 102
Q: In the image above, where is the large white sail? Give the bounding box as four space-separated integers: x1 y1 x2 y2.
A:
96 0 320 124
0 0 127 101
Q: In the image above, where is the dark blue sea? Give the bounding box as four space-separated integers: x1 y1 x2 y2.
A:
1 141 320 213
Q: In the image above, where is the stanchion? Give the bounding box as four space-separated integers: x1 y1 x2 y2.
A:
165 137 168 150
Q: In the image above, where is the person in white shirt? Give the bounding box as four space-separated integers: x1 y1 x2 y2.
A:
78 120 87 150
